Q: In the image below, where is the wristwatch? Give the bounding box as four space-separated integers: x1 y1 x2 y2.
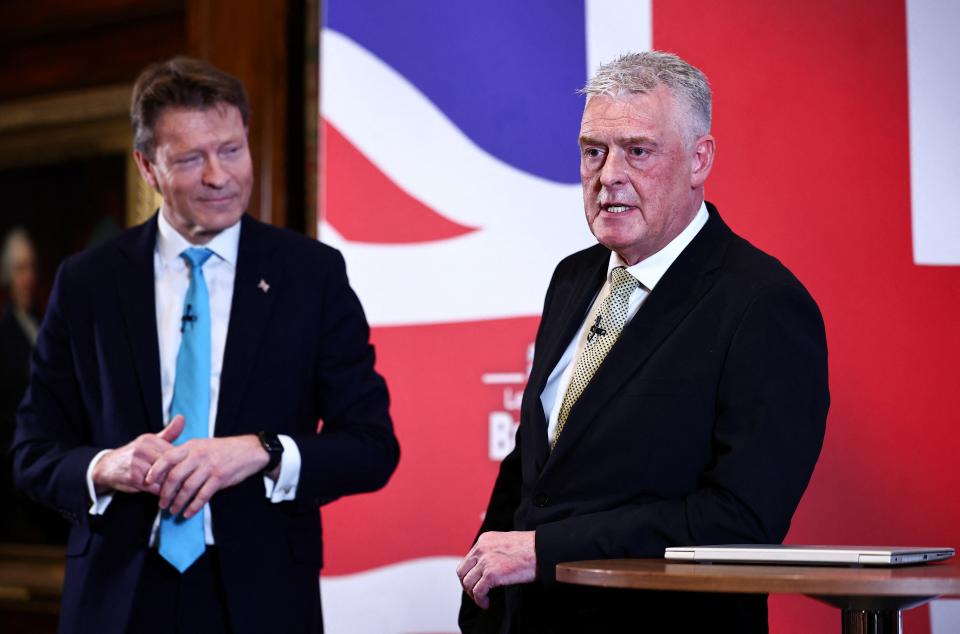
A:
257 431 284 473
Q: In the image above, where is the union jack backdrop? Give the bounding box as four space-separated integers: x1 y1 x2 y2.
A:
318 2 960 632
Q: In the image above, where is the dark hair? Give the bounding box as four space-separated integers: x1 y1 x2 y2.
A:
131 56 250 158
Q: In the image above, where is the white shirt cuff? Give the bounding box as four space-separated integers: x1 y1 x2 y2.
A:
263 434 301 502
86 449 115 515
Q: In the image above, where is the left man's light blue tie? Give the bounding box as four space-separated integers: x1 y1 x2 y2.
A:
159 247 213 572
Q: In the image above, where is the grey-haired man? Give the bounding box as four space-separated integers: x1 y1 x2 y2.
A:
458 50 828 633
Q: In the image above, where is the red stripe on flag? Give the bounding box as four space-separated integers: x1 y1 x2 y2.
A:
323 318 540 575
654 2 956 632
322 120 477 243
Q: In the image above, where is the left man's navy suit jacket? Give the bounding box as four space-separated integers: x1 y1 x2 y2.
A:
11 214 400 634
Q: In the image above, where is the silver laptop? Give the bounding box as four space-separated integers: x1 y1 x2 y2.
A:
664 545 955 566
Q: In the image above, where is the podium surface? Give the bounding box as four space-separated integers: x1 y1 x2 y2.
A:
557 559 960 633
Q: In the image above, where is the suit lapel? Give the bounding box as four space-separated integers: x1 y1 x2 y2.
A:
215 215 279 436
523 247 608 467
116 216 164 433
527 247 608 400
546 207 731 461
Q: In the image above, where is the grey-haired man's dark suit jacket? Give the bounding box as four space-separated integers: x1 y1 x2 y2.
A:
460 203 829 633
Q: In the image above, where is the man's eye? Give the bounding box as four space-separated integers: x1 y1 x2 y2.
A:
584 148 602 158
629 147 646 157
176 155 200 165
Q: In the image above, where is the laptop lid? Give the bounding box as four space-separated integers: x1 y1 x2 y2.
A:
664 545 956 566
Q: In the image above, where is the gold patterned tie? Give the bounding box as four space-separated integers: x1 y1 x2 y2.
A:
552 266 640 450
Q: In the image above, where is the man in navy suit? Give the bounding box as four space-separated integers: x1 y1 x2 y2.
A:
11 57 399 633
457 51 828 632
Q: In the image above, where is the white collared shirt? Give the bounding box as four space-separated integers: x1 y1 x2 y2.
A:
541 201 710 443
86 211 301 544
155 205 240 456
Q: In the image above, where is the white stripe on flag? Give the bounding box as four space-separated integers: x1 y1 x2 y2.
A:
585 0 653 76
931 598 960 634
908 0 960 265
321 557 462 634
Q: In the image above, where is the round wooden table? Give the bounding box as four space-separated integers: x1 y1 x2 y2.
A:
556 559 960 634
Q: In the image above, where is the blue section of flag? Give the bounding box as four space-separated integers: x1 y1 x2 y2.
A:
326 0 586 184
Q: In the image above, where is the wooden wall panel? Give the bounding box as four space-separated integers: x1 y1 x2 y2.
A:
0 0 182 39
0 0 186 100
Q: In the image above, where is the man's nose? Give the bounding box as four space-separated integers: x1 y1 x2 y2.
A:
599 149 627 188
202 156 229 188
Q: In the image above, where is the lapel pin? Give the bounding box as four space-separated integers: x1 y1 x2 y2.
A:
258 278 270 293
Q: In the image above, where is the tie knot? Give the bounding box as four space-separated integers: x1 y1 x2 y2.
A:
181 247 213 270
610 266 638 296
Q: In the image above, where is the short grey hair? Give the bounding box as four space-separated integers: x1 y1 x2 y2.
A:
580 51 712 140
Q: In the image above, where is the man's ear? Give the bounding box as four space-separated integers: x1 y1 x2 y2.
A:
132 149 160 191
690 134 716 189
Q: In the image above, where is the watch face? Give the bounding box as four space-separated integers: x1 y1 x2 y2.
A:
260 432 283 471
260 433 283 455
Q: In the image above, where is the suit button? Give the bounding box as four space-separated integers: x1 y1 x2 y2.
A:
534 493 549 508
